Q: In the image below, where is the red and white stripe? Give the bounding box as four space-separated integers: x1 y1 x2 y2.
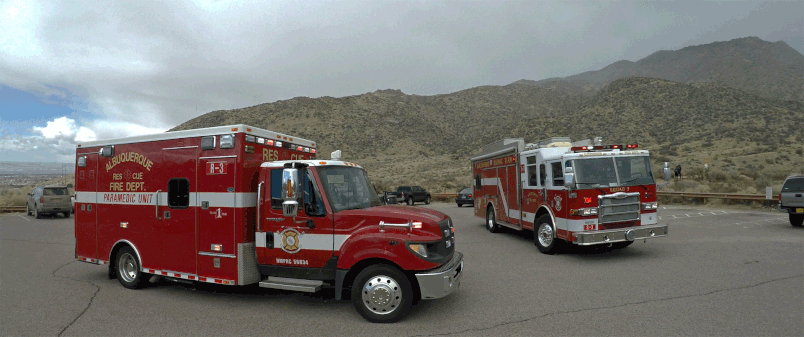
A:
142 268 235 285
77 256 109 265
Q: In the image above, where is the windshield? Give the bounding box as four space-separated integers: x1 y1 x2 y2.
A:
44 188 68 195
317 166 381 213
572 156 655 189
783 178 804 192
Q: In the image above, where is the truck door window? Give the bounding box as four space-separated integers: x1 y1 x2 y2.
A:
551 162 564 187
302 170 326 216
526 156 537 186
167 178 190 209
270 169 283 209
539 164 546 186
474 174 481 190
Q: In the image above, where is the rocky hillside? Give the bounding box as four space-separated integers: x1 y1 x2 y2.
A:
514 37 804 101
172 76 802 193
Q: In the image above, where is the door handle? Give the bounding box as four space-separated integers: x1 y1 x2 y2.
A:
306 219 315 229
155 189 161 220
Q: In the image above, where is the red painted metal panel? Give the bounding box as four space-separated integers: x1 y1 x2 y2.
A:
160 147 198 275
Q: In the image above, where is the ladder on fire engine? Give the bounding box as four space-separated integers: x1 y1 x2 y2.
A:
259 276 323 293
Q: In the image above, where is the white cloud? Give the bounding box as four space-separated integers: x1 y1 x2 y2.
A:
1 116 164 162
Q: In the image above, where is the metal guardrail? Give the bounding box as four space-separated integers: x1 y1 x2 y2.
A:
0 206 27 213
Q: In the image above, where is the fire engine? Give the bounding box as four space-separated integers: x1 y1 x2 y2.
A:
74 124 463 322
471 137 668 254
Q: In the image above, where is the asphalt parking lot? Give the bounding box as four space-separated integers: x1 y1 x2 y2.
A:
1 204 802 336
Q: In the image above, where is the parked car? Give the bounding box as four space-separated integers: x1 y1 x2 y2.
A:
27 186 71 219
779 175 804 227
456 187 474 207
396 185 431 206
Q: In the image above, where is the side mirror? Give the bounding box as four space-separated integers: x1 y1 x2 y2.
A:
281 168 299 217
564 173 575 189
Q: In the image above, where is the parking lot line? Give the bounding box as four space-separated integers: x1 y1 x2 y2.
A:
17 214 30 222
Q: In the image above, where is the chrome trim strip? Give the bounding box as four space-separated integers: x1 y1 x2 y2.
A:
257 182 263 231
154 190 161 220
200 155 238 159
199 251 237 258
163 146 199 150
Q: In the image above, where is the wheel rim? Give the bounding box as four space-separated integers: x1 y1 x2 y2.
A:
118 253 138 283
487 211 495 229
361 275 403 315
538 223 554 247
407 199 412 205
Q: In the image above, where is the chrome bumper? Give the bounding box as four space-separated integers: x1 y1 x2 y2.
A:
415 251 463 300
573 224 668 246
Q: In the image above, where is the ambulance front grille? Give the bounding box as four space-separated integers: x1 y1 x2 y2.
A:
598 192 641 225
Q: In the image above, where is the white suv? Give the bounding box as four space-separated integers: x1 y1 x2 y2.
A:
779 175 804 227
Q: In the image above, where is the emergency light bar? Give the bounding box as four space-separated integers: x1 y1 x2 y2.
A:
570 144 638 152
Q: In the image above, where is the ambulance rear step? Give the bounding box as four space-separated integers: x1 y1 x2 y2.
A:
259 276 323 293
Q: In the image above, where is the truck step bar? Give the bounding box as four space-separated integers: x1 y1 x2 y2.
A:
497 220 522 231
259 276 323 293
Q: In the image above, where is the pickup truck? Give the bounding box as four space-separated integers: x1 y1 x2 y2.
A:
780 175 804 227
394 186 431 206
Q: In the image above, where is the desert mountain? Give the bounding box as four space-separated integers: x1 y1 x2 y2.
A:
513 37 804 101
172 37 803 193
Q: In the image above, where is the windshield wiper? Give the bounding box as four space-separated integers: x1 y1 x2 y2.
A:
573 181 607 195
620 177 649 191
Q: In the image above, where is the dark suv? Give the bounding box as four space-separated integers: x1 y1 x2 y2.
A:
396 186 431 206
779 175 804 227
27 186 71 219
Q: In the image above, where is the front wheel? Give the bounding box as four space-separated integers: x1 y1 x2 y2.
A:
791 214 804 227
535 214 559 254
486 207 498 233
116 246 146 289
424 196 430 205
351 265 413 323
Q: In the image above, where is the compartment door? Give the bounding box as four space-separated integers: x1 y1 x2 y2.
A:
197 157 237 278
161 148 198 274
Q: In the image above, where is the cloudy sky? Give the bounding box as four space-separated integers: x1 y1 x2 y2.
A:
1 0 802 163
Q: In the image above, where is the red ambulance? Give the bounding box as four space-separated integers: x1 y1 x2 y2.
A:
74 124 463 322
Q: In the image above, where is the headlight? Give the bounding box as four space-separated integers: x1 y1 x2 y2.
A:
408 243 428 258
642 202 658 210
571 207 599 216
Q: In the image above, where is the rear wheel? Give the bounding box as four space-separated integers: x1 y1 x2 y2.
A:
63 211 70 218
34 206 41 219
791 214 804 227
406 198 414 206
486 207 498 233
116 246 146 289
351 265 413 323
456 203 462 207
27 204 32 216
535 214 559 254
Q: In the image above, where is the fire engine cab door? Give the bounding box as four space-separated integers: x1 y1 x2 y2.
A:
258 168 334 271
160 148 198 275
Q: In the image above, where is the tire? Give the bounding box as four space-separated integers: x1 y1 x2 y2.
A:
791 214 804 227
27 204 32 216
406 198 414 206
610 241 633 249
116 246 146 289
351 264 413 323
424 197 430 205
63 211 71 218
456 203 462 207
485 206 498 233
34 206 41 219
534 214 559 254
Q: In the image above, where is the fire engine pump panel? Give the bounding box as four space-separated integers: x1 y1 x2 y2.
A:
73 124 463 323
471 137 668 254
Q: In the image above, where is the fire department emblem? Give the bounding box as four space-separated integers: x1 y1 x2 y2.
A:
554 195 562 211
280 228 301 253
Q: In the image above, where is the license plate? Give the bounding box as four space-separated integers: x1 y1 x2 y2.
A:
797 208 803 213
446 239 451 248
